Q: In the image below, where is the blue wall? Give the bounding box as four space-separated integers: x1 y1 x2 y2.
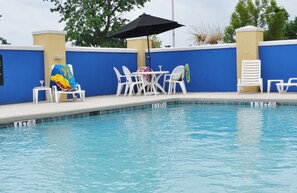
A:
149 47 237 92
260 44 297 92
66 51 137 96
0 49 44 104
1 41 297 105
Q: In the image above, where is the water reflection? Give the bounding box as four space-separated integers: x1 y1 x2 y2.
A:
236 107 263 186
237 108 263 146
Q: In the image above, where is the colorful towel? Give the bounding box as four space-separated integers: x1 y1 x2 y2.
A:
137 66 152 81
50 64 77 91
184 64 190 83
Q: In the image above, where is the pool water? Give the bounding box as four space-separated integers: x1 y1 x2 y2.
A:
1 104 297 192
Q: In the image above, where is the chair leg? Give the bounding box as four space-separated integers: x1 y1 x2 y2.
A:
35 90 38 103
179 81 187 94
72 93 75 100
78 92 82 101
133 82 146 96
129 85 134 96
80 91 85 101
48 90 53 102
173 83 177 93
124 85 129 96
116 84 122 96
33 89 37 103
137 83 141 93
55 93 60 103
142 83 147 96
276 84 284 93
168 82 172 95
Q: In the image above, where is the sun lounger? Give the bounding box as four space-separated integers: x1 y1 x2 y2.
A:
276 78 297 93
237 60 263 93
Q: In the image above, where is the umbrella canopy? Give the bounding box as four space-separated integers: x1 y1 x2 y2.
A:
111 13 183 39
111 13 184 67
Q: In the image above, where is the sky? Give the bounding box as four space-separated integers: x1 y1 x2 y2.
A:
0 0 296 47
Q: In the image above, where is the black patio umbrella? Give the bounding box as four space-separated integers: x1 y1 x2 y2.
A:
110 13 184 68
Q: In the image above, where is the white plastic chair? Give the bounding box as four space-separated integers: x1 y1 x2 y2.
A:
51 64 85 102
113 67 127 96
122 66 146 96
237 60 263 93
163 65 187 94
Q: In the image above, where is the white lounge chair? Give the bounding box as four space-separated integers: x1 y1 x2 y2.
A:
113 67 127 96
237 60 263 93
276 78 297 93
122 66 147 96
163 65 187 94
51 64 85 102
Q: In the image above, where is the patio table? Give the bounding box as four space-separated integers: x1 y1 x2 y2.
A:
132 71 169 95
33 86 53 104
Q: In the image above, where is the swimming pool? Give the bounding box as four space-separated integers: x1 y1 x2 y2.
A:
1 103 297 192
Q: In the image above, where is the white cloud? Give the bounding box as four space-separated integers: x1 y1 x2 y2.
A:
0 0 296 46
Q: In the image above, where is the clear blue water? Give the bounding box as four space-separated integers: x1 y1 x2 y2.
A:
1 104 297 193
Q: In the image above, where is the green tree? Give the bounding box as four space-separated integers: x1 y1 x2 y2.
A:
265 11 286 40
224 0 288 43
0 37 9 44
0 15 9 45
44 0 150 47
285 17 297 39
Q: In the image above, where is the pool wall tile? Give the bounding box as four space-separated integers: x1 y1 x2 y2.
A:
2 100 297 129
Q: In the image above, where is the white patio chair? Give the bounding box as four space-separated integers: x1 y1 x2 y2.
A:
237 60 263 93
113 67 127 96
163 65 187 94
122 66 146 96
51 64 85 102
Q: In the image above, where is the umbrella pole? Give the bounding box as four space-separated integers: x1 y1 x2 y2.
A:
146 35 151 68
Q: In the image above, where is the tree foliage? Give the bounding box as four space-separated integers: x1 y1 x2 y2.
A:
44 0 150 47
285 17 297 39
0 37 9 45
190 24 223 45
224 0 288 43
0 14 9 44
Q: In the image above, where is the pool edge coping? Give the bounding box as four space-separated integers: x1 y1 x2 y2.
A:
1 96 297 129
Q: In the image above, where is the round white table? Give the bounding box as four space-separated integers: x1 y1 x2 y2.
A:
132 71 169 95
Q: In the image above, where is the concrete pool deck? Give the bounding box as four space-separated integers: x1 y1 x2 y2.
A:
1 92 297 128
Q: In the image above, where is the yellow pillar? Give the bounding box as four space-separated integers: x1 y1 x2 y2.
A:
236 26 264 92
32 30 66 100
127 37 152 68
